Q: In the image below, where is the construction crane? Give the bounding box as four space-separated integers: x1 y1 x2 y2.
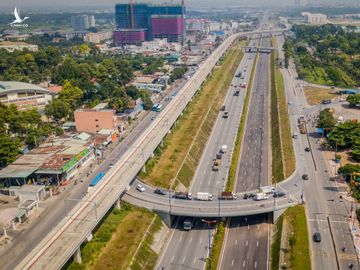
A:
130 0 135 30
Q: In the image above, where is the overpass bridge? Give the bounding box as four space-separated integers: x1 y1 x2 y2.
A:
14 27 292 270
243 46 277 53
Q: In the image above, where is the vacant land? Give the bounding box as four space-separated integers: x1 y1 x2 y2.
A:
65 204 159 270
304 86 337 105
140 41 245 189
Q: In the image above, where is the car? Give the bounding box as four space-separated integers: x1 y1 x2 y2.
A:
151 116 156 121
322 99 331 104
302 174 309 180
288 101 293 105
273 191 286 198
154 188 166 195
136 184 146 192
313 232 321 242
221 105 226 111
108 163 114 169
243 193 255 199
305 147 311 152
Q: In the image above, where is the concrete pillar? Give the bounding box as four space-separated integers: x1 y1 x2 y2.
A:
115 198 121 210
155 211 174 228
73 247 82 264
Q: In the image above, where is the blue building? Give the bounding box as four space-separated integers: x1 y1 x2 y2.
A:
115 3 184 41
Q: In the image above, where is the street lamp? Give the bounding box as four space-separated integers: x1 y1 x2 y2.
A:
201 219 217 268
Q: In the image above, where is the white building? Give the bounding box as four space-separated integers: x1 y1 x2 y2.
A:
0 41 38 52
209 22 221 31
84 31 112 43
0 81 53 111
88 15 96 27
302 12 328 25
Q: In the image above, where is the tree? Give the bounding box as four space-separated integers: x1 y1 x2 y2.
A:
347 94 360 107
338 163 360 175
59 80 84 110
317 108 336 132
45 99 70 124
0 134 21 168
350 148 360 162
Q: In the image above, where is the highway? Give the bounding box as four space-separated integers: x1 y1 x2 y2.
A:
13 32 244 270
276 35 359 270
156 37 259 270
219 35 272 270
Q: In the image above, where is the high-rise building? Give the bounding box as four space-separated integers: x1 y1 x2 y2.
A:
114 3 185 44
71 15 89 31
88 15 96 28
71 15 96 31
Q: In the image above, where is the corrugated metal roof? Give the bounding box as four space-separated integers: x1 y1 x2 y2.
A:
0 81 49 93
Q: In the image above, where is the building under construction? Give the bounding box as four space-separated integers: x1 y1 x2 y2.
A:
114 1 185 45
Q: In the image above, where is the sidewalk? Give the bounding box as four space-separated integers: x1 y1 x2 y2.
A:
323 148 360 263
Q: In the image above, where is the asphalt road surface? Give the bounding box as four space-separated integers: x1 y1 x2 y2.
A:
156 38 259 270
219 35 272 270
0 72 191 270
277 35 359 270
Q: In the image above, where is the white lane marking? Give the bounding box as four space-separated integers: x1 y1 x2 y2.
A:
190 237 193 243
246 240 248 246
231 259 234 267
171 255 175 262
200 237 202 244
255 261 258 268
235 239 238 245
243 260 246 268
248 224 250 230
257 225 260 230
182 256 186 263
193 256 196 265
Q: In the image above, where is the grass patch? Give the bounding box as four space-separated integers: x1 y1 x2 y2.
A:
304 86 337 105
64 203 157 270
282 205 311 270
140 41 246 189
274 46 296 179
206 221 225 270
271 214 284 270
271 50 285 182
130 216 163 270
226 53 258 191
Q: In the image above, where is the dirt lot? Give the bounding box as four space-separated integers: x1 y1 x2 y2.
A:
304 86 338 105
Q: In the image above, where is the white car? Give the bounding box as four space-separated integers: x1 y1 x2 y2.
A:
136 184 146 192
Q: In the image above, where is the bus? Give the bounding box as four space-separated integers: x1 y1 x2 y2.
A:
155 104 163 112
87 171 105 192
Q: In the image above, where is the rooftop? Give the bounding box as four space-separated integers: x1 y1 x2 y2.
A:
0 81 50 95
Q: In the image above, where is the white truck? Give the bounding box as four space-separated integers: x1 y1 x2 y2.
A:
254 193 269 201
221 145 227 153
197 192 213 201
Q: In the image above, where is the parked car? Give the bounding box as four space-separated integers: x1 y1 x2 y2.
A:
302 174 309 180
305 147 311 152
136 184 146 192
322 99 331 104
243 193 255 199
313 232 321 242
154 188 166 195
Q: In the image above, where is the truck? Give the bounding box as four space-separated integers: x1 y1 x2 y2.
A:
197 192 213 201
87 171 105 192
254 193 269 201
183 218 193 230
299 122 306 134
174 192 192 200
220 192 237 200
221 145 227 153
223 111 229 118
240 82 247 88
212 159 221 171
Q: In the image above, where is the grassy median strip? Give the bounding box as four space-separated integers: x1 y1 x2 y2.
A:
139 42 245 189
226 52 258 192
206 221 225 270
65 203 159 270
271 214 284 270
270 50 285 182
275 205 311 270
271 38 295 182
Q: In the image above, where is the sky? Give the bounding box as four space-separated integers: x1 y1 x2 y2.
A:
0 0 358 11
